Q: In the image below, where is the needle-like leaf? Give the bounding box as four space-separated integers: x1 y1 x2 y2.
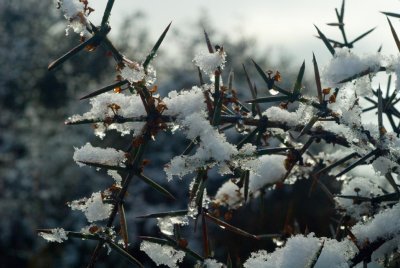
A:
137 210 188 219
137 173 176 200
384 173 400 198
350 27 376 45
377 86 384 137
293 60 306 95
314 25 335 56
143 22 172 69
312 53 323 103
48 35 101 71
204 212 260 240
80 80 129 100
308 240 325 268
381 11 400 19
77 161 126 171
203 29 214 53
251 60 291 95
335 149 378 178
118 203 129 249
297 116 319 139
387 17 400 53
100 0 115 29
245 96 289 104
242 64 262 117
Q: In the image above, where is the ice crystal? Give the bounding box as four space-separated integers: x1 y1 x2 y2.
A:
157 215 189 236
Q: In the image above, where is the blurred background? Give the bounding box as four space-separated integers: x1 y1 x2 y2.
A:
1 0 400 267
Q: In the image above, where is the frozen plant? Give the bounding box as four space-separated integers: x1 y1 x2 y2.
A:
39 0 400 267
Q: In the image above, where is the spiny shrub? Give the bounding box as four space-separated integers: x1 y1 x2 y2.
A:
39 0 400 267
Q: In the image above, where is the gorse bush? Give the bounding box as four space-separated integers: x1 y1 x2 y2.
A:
39 0 400 267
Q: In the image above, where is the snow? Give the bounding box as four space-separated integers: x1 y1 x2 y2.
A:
351 202 400 244
140 241 185 268
371 156 395 175
107 170 122 186
202 259 225 268
243 234 322 268
263 104 314 127
38 228 68 243
163 86 207 118
67 92 146 138
314 239 357 268
193 49 227 76
164 84 258 180
248 155 287 193
59 0 90 37
385 56 400 95
120 64 145 83
73 142 126 168
215 180 244 208
213 147 286 207
68 192 113 222
322 48 382 87
336 177 383 219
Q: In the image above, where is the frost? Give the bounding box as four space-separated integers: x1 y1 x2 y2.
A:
140 241 185 268
157 215 189 236
243 234 322 268
38 228 68 243
193 49 227 76
73 142 126 168
68 192 113 222
322 48 382 87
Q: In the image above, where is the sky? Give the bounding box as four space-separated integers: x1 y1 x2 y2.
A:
88 0 400 66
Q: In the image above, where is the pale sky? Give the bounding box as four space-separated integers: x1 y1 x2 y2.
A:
89 0 400 65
